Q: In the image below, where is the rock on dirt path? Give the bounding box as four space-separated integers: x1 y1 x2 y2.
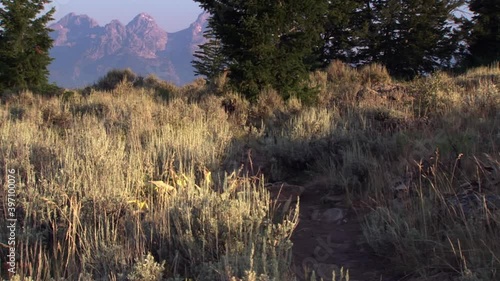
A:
278 184 402 281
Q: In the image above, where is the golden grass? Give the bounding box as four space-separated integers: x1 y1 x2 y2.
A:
1 62 499 280
257 61 499 280
0 88 298 280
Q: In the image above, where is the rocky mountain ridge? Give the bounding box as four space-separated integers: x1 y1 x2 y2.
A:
49 12 209 88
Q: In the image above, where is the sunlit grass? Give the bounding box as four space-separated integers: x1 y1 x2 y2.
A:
1 62 499 280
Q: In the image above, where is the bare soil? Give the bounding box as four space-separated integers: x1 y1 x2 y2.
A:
288 184 404 281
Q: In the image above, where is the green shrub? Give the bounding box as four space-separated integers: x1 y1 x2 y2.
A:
94 68 139 91
127 253 165 281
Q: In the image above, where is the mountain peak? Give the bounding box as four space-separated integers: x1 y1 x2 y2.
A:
129 13 156 25
126 12 162 33
187 12 210 44
48 12 210 88
54 13 99 29
137 13 155 21
195 12 211 24
109 19 124 26
121 13 168 59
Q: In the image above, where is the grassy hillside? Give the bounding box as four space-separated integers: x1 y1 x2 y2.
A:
1 62 499 280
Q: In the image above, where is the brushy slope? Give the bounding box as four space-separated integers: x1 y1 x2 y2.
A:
0 63 499 281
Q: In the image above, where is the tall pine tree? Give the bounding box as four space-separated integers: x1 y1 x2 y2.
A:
321 0 371 65
323 0 465 78
467 0 500 66
367 0 464 78
0 0 55 92
192 27 228 84
193 0 327 100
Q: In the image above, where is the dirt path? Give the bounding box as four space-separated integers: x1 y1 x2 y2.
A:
289 185 403 281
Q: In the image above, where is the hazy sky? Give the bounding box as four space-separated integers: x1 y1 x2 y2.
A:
47 0 204 32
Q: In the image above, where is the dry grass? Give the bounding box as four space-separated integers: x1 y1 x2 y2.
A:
241 61 499 280
0 87 298 280
310 62 500 280
1 62 499 280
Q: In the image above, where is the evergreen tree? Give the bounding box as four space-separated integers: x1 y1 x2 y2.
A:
321 0 371 65
368 0 464 78
467 0 500 66
192 28 228 84
193 0 327 100
0 0 55 92
323 0 465 78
